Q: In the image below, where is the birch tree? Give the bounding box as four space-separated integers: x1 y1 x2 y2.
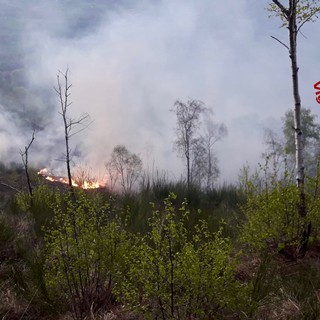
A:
172 99 227 189
171 99 206 188
203 120 227 190
267 0 320 218
283 108 320 155
106 145 143 194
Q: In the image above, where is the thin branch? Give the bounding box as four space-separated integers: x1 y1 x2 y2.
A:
70 113 90 126
297 11 319 33
270 35 290 50
25 131 35 152
272 0 290 17
298 29 307 39
20 131 35 198
0 182 21 193
69 120 93 138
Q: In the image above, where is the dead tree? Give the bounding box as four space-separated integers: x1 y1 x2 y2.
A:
20 131 35 200
55 69 90 191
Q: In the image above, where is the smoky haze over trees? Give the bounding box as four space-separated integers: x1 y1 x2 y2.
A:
263 108 320 180
2 2 320 319
105 145 143 194
0 0 318 182
0 0 113 168
171 99 227 189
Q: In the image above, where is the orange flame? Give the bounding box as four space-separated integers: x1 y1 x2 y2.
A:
37 168 105 189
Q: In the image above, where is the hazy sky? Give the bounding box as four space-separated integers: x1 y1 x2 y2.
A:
3 0 320 183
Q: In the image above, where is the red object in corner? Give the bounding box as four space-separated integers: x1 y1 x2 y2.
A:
314 81 320 104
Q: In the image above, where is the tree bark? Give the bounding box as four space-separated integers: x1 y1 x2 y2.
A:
289 3 303 184
20 131 35 205
271 0 310 251
288 1 306 217
272 0 306 216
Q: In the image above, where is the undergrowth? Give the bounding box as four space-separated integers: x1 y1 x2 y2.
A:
2 162 320 319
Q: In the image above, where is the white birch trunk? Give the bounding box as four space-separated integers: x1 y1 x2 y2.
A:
288 2 304 189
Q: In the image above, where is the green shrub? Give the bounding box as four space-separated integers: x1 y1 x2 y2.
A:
115 193 249 319
16 184 56 236
240 181 304 252
44 190 130 319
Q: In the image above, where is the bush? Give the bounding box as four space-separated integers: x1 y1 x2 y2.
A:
16 184 56 237
240 181 304 252
44 190 130 319
115 193 249 319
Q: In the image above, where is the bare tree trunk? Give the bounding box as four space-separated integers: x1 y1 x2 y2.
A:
288 1 304 190
55 69 90 193
271 0 306 216
207 148 212 190
20 131 35 205
63 113 73 189
288 2 306 217
185 133 191 188
186 153 190 187
269 0 319 252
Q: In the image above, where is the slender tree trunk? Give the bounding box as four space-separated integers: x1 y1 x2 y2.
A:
24 148 33 198
20 131 35 206
287 1 310 253
289 3 303 186
186 136 191 188
62 72 73 191
186 154 190 187
64 124 73 189
207 147 212 190
270 0 313 253
288 2 306 218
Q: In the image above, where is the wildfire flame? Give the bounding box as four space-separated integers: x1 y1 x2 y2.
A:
37 168 105 189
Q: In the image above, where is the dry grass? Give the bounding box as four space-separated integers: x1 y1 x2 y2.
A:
0 280 33 320
257 297 301 319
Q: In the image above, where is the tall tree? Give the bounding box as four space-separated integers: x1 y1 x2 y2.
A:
171 99 206 188
203 119 227 190
283 108 320 155
171 99 227 188
283 108 320 177
20 131 35 201
190 137 207 187
267 0 320 217
262 128 288 181
55 69 90 191
262 108 320 182
105 145 143 194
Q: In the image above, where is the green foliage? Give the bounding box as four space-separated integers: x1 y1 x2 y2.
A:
241 180 304 251
16 184 56 237
0 188 57 317
136 177 243 236
44 190 130 319
267 0 320 27
115 193 249 319
106 144 143 195
283 108 320 155
0 212 14 246
239 159 320 254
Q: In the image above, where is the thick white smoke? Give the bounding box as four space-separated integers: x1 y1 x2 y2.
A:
1 0 319 182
